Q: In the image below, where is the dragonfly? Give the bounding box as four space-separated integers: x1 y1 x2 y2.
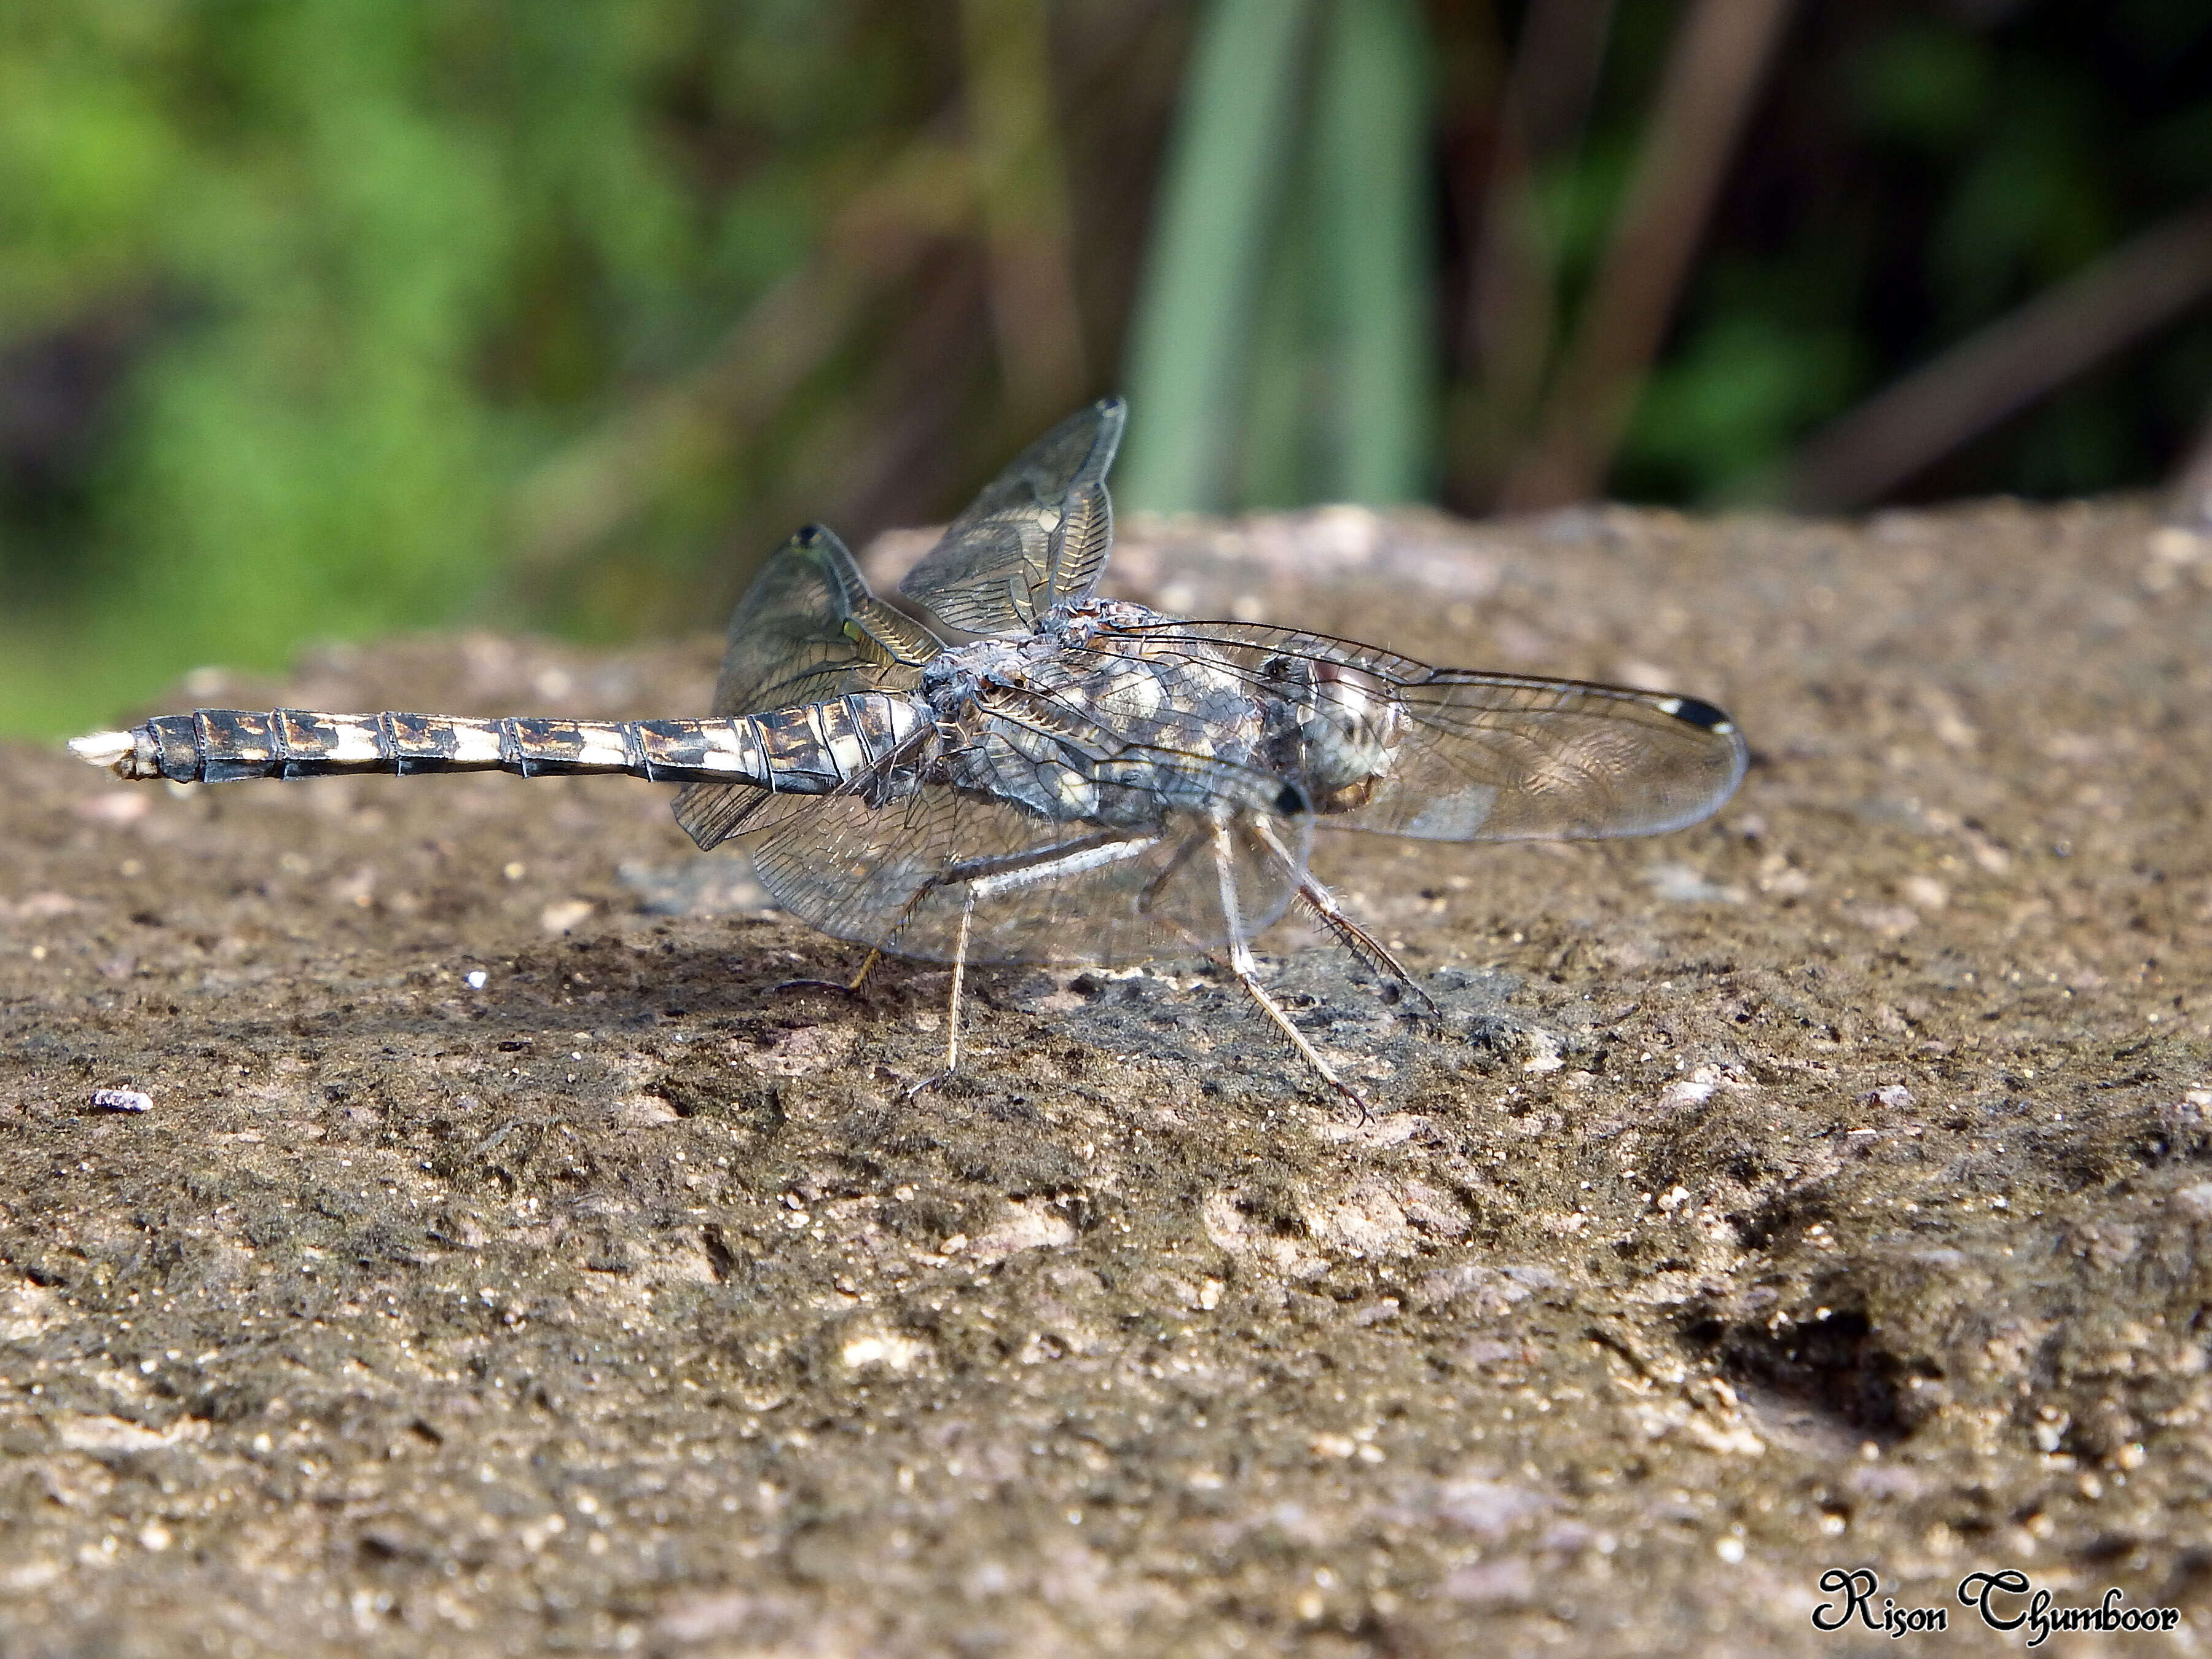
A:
71 399 1746 1107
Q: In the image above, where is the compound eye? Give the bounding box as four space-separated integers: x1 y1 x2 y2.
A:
1274 782 1309 816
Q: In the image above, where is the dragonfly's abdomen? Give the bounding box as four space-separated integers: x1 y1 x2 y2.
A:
80 696 928 791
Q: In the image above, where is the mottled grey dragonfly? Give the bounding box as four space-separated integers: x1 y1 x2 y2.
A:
73 399 1746 1105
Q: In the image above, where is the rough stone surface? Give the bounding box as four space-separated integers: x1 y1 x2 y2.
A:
0 500 2208 1657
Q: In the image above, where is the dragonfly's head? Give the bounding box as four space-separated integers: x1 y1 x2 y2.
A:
1261 654 1403 816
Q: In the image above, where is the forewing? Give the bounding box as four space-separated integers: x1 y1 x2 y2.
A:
1118 622 1748 841
898 399 1125 636
673 525 943 850
705 523 941 715
744 789 1310 967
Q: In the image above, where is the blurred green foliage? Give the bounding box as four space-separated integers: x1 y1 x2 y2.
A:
1 1 2209 737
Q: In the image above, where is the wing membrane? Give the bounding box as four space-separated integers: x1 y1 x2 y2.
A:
744 789 1309 967
899 399 1126 636
1107 621 1748 842
674 525 943 850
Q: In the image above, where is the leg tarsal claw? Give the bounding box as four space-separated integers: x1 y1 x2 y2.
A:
774 948 884 998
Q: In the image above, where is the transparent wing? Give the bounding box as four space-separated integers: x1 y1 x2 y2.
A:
674 525 944 851
1110 621 1749 841
705 523 943 714
898 398 1126 637
743 788 1311 967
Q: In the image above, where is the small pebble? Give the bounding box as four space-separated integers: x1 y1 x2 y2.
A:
465 970 489 990
92 1088 154 1114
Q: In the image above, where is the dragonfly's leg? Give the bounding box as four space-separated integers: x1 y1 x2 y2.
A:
1134 830 1207 919
846 834 1153 1084
904 893 977 1101
778 947 884 998
900 834 1157 1099
888 830 1150 938
1248 816 1440 1021
1211 820 1369 1118
1295 886 1440 1021
944 888 975 1075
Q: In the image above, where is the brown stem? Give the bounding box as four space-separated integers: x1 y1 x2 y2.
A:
959 0 1089 424
1499 0 1795 512
1790 193 2212 512
506 135 977 575
1458 0 1618 501
2173 399 2212 530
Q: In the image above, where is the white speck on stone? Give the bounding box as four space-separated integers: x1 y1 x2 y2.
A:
965 1202 1076 1264
1902 874 1949 911
92 1089 153 1115
1645 862 1746 904
1441 1556 1537 1607
57 1414 205 1453
1518 1030 1565 1074
1716 1536 1746 1563
539 898 593 934
841 1331 928 1373
1435 1477 1551 1539
2171 1182 2212 1220
9 891 79 919
464 970 488 990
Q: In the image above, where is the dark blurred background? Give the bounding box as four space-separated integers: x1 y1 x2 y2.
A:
3 0 2210 735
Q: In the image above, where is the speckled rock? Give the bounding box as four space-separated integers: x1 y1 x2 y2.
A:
0 500 2206 1657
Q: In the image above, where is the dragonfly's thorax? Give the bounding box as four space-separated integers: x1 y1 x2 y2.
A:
1038 596 1166 645
1260 653 1404 815
919 608 1277 827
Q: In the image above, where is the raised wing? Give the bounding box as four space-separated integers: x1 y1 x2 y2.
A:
673 525 943 850
1107 621 1748 841
743 789 1311 967
898 398 1126 637
704 524 943 715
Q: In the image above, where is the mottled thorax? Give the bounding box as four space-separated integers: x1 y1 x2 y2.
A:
922 602 1276 826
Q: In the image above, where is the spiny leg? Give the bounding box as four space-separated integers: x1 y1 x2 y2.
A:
1293 888 1441 1022
1211 819 1369 1117
1249 815 1440 1021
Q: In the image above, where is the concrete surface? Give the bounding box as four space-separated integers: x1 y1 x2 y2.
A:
0 499 2207 1656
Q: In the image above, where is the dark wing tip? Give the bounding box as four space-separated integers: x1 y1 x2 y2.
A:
1660 695 1735 734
